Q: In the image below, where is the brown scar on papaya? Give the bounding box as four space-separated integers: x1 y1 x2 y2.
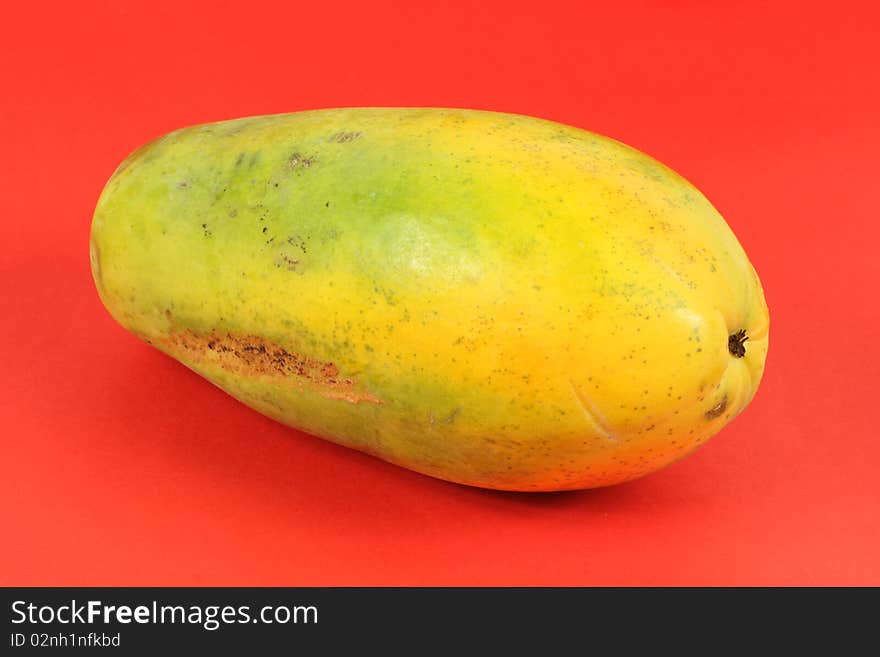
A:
286 153 315 169
164 329 383 405
705 396 728 419
330 131 362 143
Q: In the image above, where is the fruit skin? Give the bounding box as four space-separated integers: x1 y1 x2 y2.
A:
90 107 769 492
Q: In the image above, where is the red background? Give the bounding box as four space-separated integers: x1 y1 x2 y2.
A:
2 1 878 586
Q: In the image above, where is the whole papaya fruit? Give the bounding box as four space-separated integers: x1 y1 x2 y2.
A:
90 108 769 491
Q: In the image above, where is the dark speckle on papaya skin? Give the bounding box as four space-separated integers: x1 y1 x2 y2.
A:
287 236 307 253
275 253 300 271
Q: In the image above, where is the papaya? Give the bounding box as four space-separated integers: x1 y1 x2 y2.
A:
90 108 769 491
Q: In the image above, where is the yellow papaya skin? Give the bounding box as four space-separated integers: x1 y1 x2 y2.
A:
90 108 769 491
